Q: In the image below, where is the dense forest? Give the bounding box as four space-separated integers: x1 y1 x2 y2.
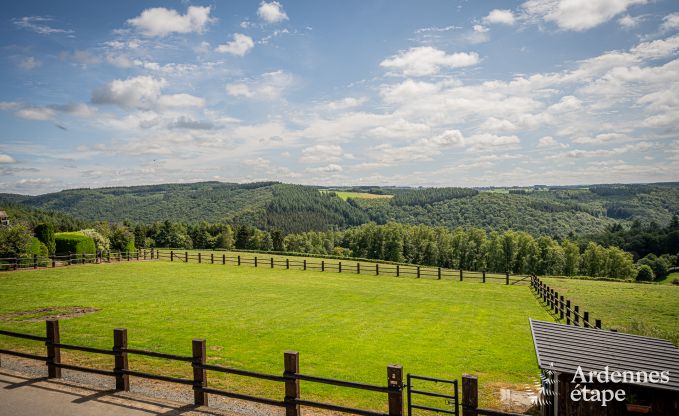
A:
3 182 677 240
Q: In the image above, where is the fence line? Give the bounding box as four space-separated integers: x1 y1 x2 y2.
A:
530 275 602 330
0 249 159 271
0 321 523 416
154 249 531 286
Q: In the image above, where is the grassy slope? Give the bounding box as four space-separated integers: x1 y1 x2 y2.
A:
541 277 679 344
321 191 393 200
0 262 550 410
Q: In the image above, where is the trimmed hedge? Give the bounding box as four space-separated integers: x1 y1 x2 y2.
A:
55 232 96 255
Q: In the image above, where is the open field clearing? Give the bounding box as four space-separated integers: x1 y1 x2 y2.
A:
541 277 679 344
0 261 551 411
320 190 393 200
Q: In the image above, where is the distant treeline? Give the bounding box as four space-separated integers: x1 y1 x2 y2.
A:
127 221 665 281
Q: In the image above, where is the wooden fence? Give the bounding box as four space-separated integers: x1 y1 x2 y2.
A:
530 276 602 329
0 249 155 271
154 249 532 286
0 321 526 416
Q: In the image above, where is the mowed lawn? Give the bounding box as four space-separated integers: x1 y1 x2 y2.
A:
0 262 551 410
542 277 679 344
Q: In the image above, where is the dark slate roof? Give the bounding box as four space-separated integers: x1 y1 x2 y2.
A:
530 319 679 392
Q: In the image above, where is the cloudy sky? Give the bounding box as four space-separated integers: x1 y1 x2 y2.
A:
1 0 679 194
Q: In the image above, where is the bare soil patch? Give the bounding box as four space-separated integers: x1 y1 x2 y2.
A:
0 307 99 322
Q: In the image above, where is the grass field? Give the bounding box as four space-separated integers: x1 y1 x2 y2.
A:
542 277 679 344
0 261 551 411
320 190 393 200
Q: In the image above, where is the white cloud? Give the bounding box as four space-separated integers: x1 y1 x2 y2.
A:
467 133 520 152
324 97 368 111
661 12 679 32
306 164 343 173
300 144 345 163
17 57 41 70
537 136 568 148
106 54 134 68
380 47 480 76
91 76 203 110
522 0 648 31
548 141 653 159
473 24 489 33
13 16 73 35
59 50 101 65
127 6 213 37
484 9 515 25
0 102 20 111
257 1 289 23
0 154 16 164
618 14 642 29
215 33 255 56
572 133 632 144
15 107 55 120
226 70 293 100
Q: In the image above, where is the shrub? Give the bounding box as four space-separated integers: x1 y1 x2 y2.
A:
637 254 670 280
34 223 56 254
81 229 110 251
54 232 96 255
636 264 655 282
110 224 135 252
0 223 34 258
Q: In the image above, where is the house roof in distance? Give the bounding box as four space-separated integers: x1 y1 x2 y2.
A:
529 319 679 392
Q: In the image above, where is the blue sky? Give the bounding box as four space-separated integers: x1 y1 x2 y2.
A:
1 0 678 194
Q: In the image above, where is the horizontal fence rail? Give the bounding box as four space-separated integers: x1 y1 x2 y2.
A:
0 249 159 272
530 275 602 330
154 249 532 286
0 321 527 416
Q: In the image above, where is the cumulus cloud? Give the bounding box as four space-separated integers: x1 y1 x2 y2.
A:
661 12 679 32
537 136 568 148
59 50 101 66
324 97 368 111
92 76 204 109
0 154 16 164
257 1 289 23
522 0 648 31
226 70 293 100
618 14 642 29
380 47 480 76
299 144 349 164
215 33 255 56
484 9 515 25
13 16 73 35
305 164 343 173
127 6 213 37
15 107 55 121
17 57 41 70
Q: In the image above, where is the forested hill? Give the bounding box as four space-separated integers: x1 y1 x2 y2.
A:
2 182 678 238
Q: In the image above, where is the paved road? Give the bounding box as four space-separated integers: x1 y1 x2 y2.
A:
0 371 215 416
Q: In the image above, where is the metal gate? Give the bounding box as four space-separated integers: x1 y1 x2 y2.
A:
407 374 459 415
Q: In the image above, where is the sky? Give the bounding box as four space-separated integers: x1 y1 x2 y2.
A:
1 0 679 195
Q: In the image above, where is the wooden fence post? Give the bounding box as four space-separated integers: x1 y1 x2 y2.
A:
357 262 360 274
566 300 571 325
33 254 38 269
51 255 56 268
136 251 139 261
286 258 289 269
107 251 111 263
254 256 258 267
46 320 61 379
322 260 325 272
437 267 441 280
271 257 274 268
143 249 147 260
506 272 510 285
417 266 420 278
198 253 202 264
338 261 342 273
303 259 306 270
211 253 214 264
113 328 129 391
387 365 403 416
459 270 463 281
559 296 564 320
185 251 188 263
462 374 478 416
376 263 379 276
238 255 241 266
584 311 590 328
596 319 602 329
284 351 300 416
192 339 208 407
171 250 174 262
574 305 580 326
396 265 400 277
482 270 486 283
222 254 226 265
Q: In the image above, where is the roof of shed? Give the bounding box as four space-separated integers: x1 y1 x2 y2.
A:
530 319 679 392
